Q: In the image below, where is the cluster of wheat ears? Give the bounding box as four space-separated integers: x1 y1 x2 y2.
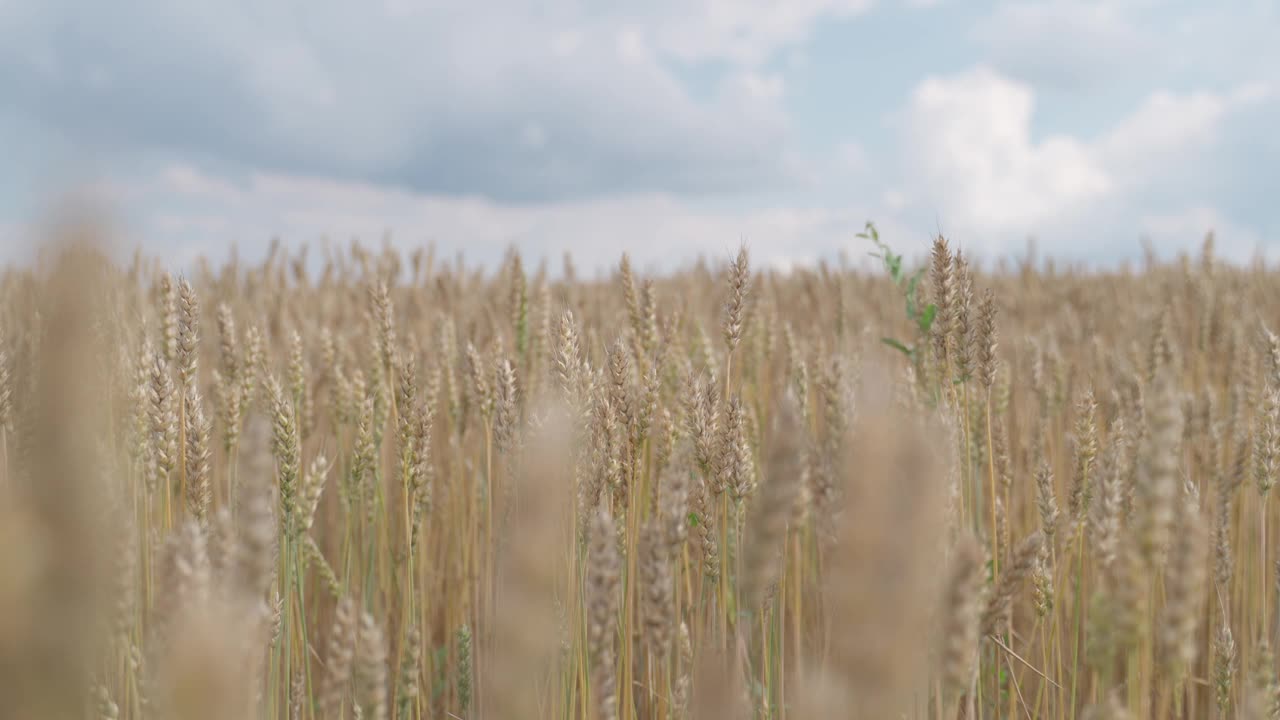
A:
0 227 1277 720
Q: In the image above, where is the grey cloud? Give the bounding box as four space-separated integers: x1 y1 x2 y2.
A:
0 1 799 202
974 2 1280 93
972 2 1154 90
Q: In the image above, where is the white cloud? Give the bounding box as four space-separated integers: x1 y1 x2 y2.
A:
550 29 584 58
1100 85 1271 177
728 71 786 102
975 2 1280 101
159 166 243 204
903 66 1110 240
900 65 1268 256
974 2 1151 88
649 0 875 66
882 189 908 211
110 164 901 276
615 27 651 64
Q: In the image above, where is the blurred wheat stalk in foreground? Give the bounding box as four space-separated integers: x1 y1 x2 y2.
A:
0 224 1273 720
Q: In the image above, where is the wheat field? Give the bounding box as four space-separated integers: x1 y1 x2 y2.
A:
0 225 1273 719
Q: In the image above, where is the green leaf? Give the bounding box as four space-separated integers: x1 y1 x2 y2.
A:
860 221 903 282
918 303 937 333
880 337 913 356
688 512 700 527
905 267 926 314
911 265 927 283
856 220 880 243
888 253 904 283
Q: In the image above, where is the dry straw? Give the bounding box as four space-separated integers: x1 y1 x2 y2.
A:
1 227 1273 720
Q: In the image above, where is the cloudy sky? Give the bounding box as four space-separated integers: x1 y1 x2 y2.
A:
1 0 1276 272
